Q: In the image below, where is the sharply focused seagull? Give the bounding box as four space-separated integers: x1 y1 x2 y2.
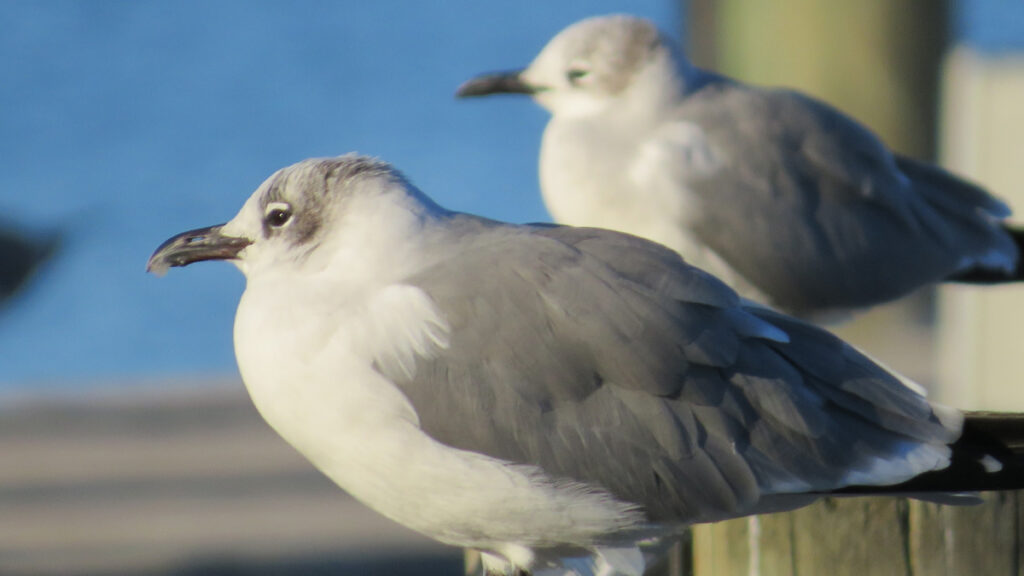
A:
149 155 1024 576
456 14 1024 319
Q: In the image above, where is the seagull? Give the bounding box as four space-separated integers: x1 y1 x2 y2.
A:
148 155 1024 576
456 14 1024 319
0 224 58 307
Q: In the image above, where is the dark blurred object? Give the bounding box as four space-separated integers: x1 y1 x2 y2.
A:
0 223 58 307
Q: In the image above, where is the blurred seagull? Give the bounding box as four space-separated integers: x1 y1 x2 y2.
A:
0 224 58 308
149 155 1024 576
456 14 1024 319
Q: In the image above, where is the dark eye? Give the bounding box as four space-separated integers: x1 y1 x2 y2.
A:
268 209 290 227
566 68 589 85
265 203 293 228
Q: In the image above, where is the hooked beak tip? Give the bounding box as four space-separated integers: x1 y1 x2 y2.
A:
147 224 251 276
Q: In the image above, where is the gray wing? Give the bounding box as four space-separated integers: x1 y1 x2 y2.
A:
387 216 958 524
669 80 1016 314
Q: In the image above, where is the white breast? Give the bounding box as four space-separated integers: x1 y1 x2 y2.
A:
232 278 644 560
540 118 772 306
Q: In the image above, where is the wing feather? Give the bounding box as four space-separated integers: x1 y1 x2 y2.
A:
649 81 1015 312
388 217 959 523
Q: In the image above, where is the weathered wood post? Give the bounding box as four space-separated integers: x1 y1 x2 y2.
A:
694 494 1024 576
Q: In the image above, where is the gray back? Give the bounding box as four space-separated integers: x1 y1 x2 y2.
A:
385 217 955 524
673 77 1014 313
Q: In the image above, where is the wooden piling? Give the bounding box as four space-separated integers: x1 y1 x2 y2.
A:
694 494 1022 576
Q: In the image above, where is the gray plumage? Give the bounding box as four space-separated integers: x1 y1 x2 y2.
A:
665 83 1012 313
150 155 1021 576
389 212 956 525
456 14 1019 318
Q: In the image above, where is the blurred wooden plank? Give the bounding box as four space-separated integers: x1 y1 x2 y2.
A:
1 385 457 575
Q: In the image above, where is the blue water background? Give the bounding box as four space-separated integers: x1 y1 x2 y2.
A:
0 1 679 388
954 0 1024 54
3 1 1019 389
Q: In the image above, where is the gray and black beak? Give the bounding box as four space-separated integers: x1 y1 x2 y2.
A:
455 69 537 98
146 224 251 276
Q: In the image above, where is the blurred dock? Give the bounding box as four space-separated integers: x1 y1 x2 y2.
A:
0 382 461 576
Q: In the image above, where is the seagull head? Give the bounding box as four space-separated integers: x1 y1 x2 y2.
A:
147 155 444 283
456 15 688 120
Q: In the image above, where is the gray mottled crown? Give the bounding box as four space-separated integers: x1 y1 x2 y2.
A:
263 155 405 206
256 154 410 246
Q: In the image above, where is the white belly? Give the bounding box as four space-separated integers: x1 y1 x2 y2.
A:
232 280 644 558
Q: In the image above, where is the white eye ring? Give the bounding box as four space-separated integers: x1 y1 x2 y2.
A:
265 202 293 228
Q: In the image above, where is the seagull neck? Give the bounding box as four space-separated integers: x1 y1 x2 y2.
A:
680 65 725 96
615 53 689 126
309 192 449 288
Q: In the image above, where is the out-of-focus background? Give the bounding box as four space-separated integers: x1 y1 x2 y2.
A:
1 1 1022 574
